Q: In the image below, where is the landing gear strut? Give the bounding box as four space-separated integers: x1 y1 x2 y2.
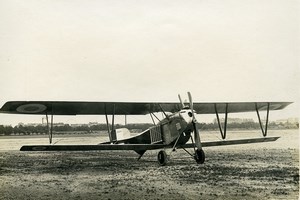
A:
157 150 168 166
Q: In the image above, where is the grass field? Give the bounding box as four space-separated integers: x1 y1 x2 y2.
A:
0 129 299 199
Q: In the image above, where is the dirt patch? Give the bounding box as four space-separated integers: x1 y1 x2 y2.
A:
0 130 299 199
0 148 298 200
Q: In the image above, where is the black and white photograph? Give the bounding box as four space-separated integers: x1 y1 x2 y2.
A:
0 0 299 199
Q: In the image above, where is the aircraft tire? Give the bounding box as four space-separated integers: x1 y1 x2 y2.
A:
157 150 168 166
195 149 205 164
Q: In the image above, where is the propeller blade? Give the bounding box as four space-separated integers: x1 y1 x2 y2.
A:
187 92 202 149
193 121 202 149
187 92 193 111
178 94 184 109
187 92 196 123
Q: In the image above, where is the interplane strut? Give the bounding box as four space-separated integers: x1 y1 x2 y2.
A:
214 103 228 139
45 111 53 144
255 103 270 137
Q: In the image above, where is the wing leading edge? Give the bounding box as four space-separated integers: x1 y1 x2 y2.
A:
0 101 292 115
20 136 280 151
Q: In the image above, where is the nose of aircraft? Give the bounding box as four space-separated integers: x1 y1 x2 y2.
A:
180 109 194 124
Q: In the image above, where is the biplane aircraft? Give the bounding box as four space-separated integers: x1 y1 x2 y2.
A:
0 92 292 165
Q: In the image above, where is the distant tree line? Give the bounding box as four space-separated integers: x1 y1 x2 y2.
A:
199 121 298 130
0 123 154 136
0 121 298 136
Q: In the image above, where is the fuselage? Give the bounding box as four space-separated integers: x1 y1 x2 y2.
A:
119 108 196 147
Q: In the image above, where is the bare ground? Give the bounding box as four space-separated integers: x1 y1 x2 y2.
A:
0 130 299 200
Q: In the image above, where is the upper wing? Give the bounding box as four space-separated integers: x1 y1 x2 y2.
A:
193 102 292 114
0 101 292 115
0 101 180 115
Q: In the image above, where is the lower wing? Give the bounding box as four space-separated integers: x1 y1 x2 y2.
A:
20 137 279 151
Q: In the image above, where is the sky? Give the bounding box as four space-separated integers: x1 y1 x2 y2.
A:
0 0 299 126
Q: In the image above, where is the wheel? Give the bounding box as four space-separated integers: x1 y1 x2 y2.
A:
157 150 168 166
194 149 205 164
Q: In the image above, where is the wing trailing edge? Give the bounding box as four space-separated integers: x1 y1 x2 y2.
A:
20 144 166 151
180 136 280 148
0 101 292 115
20 137 280 151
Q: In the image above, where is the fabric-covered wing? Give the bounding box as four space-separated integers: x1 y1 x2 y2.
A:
180 136 280 148
0 101 292 115
20 144 166 151
20 137 280 151
193 102 292 114
0 101 180 115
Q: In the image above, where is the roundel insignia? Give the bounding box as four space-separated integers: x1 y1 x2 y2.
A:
16 103 47 114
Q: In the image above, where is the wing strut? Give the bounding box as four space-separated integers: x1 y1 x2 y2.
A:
256 103 270 137
104 104 112 143
104 103 117 143
111 104 116 142
149 113 156 125
214 103 228 139
158 104 169 119
45 111 53 144
153 112 161 122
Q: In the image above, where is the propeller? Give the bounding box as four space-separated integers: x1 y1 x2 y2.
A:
178 94 185 109
187 92 202 149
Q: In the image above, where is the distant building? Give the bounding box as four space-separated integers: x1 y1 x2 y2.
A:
53 122 65 127
213 118 254 124
17 122 43 127
70 123 88 128
88 122 99 127
275 118 299 125
18 122 66 127
27 123 42 127
287 118 299 124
